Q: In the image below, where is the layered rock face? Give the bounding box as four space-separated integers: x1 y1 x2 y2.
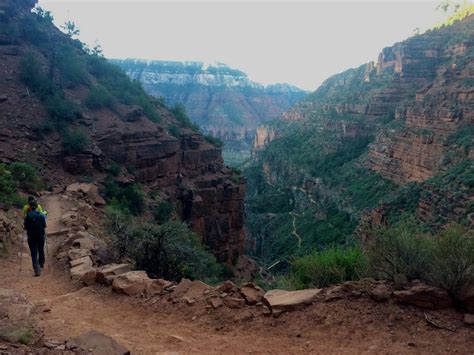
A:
112 59 307 154
247 15 473 257
0 0 245 264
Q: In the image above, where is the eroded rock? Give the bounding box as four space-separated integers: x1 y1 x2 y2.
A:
264 289 322 315
73 330 130 355
240 283 265 305
394 283 453 309
96 264 133 286
112 271 152 296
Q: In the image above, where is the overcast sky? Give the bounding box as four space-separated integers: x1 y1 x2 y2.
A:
37 0 446 91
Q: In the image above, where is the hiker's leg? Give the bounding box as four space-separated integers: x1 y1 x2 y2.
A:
27 237 39 272
38 235 45 268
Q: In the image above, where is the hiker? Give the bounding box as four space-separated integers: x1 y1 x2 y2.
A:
23 200 47 276
23 196 48 218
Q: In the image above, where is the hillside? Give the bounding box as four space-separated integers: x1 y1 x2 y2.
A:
0 0 245 265
246 15 473 267
112 59 307 163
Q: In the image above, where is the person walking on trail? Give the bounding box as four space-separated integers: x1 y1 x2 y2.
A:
23 200 47 277
23 196 48 218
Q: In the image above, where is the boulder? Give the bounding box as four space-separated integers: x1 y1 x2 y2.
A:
66 183 106 206
458 281 474 313
73 330 130 355
394 283 453 309
182 280 213 300
264 289 322 315
81 268 97 286
70 264 96 282
463 314 474 326
216 280 237 293
369 284 393 302
171 279 213 302
112 271 152 296
240 283 265 305
60 211 80 227
208 297 223 309
145 279 173 296
224 297 246 309
96 264 132 286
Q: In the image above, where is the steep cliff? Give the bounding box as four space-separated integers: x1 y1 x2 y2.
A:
247 16 473 264
0 0 245 264
111 59 307 157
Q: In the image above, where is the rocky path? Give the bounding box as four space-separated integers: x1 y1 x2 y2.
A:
0 193 472 354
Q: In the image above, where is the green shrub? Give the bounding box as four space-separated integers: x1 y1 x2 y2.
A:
167 124 181 138
106 208 221 282
283 246 367 289
84 85 114 109
428 224 474 296
203 134 224 148
19 53 81 124
19 53 55 97
170 103 199 131
86 55 160 122
365 222 433 282
62 129 90 155
153 201 174 223
9 162 43 193
0 164 19 208
103 177 145 215
44 93 81 124
365 222 474 296
0 325 33 345
56 44 89 87
106 162 121 177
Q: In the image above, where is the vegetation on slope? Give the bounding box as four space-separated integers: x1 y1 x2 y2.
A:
244 11 473 290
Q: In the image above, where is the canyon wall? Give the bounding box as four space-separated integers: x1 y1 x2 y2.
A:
0 0 245 264
111 59 307 155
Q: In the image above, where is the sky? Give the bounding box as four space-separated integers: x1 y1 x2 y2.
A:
37 0 447 91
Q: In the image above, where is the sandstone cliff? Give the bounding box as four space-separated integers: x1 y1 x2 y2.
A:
246 16 473 263
0 0 245 264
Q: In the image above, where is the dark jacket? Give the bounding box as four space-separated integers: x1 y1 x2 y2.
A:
24 210 46 238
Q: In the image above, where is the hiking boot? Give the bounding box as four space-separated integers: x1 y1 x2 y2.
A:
34 268 41 277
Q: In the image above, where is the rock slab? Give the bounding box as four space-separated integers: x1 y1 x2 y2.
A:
73 330 130 355
264 289 322 314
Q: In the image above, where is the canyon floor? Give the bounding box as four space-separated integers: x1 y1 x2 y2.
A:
0 193 472 354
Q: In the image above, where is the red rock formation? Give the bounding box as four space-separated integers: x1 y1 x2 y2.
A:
0 0 246 264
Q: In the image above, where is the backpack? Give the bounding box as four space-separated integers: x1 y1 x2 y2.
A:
24 210 46 237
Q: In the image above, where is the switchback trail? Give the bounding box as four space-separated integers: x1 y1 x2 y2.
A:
0 193 472 354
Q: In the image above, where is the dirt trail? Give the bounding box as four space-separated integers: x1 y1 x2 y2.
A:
0 193 472 354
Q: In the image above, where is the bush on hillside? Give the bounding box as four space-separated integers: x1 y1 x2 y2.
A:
19 53 81 125
170 103 199 131
62 129 90 155
84 85 114 109
365 222 433 282
86 55 160 122
153 201 174 223
365 222 474 296
103 177 145 216
56 44 90 87
282 246 367 289
203 134 224 148
0 164 20 208
106 207 221 281
9 163 43 193
427 224 474 296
